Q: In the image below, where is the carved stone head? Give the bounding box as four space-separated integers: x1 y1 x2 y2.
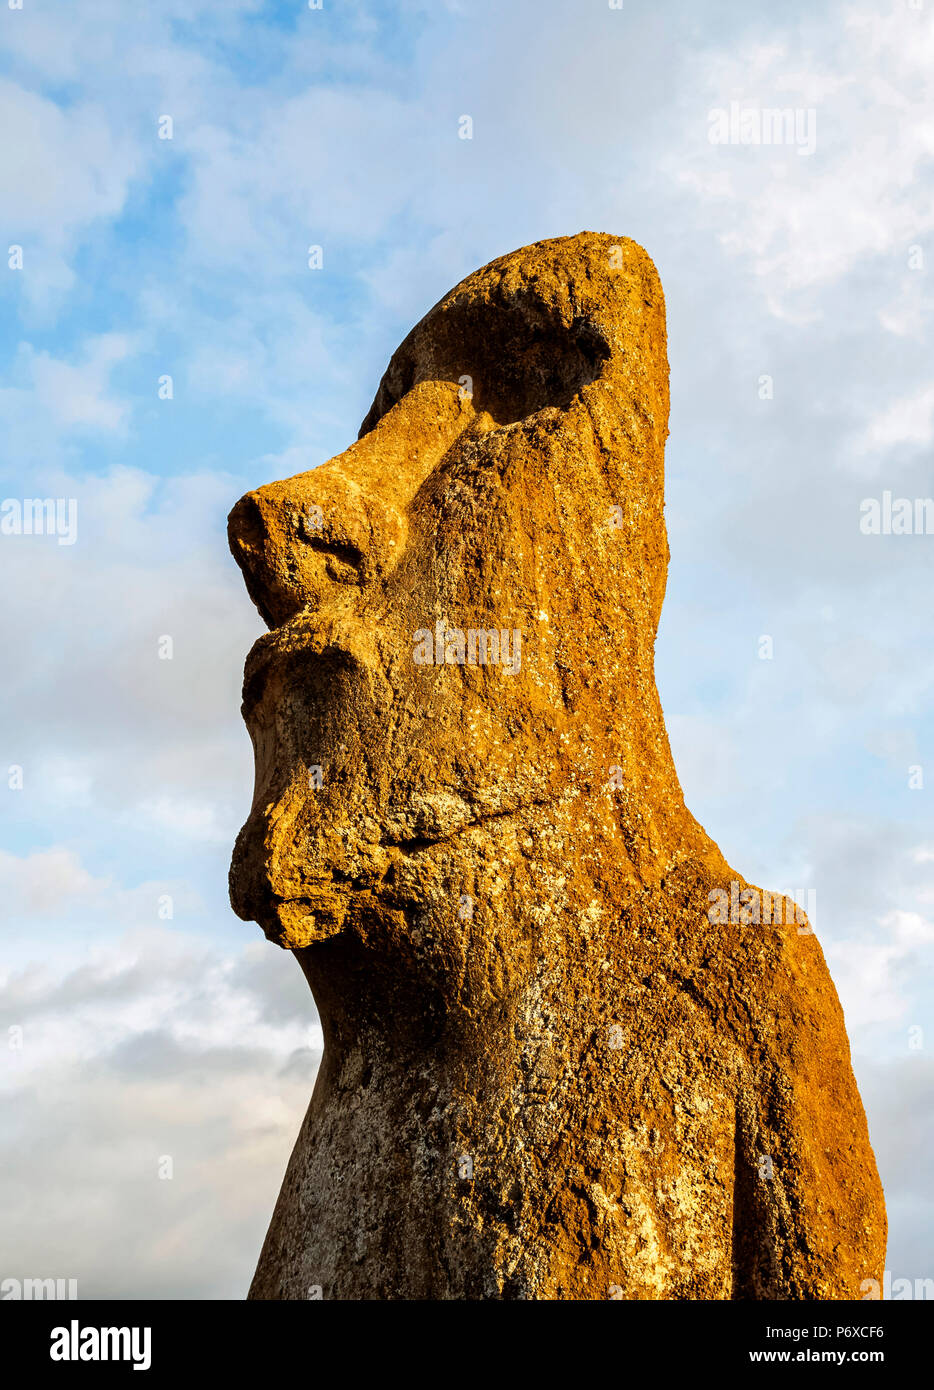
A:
228 234 684 979
228 234 885 1301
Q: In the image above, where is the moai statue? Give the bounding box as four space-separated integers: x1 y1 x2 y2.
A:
228 233 885 1300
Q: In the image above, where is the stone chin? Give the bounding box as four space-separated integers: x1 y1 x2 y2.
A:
227 617 542 953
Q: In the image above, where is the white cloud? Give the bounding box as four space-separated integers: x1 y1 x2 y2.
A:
136 795 233 846
855 1054 934 1280
174 86 431 281
28 335 134 432
826 940 908 1028
0 337 136 465
672 6 934 309
0 464 260 816
0 79 140 310
0 927 318 1298
805 839 934 1031
0 847 102 916
857 383 934 453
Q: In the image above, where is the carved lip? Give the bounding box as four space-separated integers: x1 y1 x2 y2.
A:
244 607 359 675
240 606 373 723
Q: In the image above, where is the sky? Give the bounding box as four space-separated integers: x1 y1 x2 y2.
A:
0 0 931 1298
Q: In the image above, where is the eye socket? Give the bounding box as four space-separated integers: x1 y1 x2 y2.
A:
361 296 612 433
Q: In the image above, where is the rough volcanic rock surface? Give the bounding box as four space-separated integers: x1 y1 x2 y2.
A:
228 232 886 1300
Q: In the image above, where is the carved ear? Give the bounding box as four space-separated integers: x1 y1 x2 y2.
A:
360 293 612 434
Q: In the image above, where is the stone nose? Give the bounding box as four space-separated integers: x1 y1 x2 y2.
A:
228 476 381 629
228 379 479 629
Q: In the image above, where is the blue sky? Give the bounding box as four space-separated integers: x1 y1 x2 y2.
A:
1 0 932 1296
